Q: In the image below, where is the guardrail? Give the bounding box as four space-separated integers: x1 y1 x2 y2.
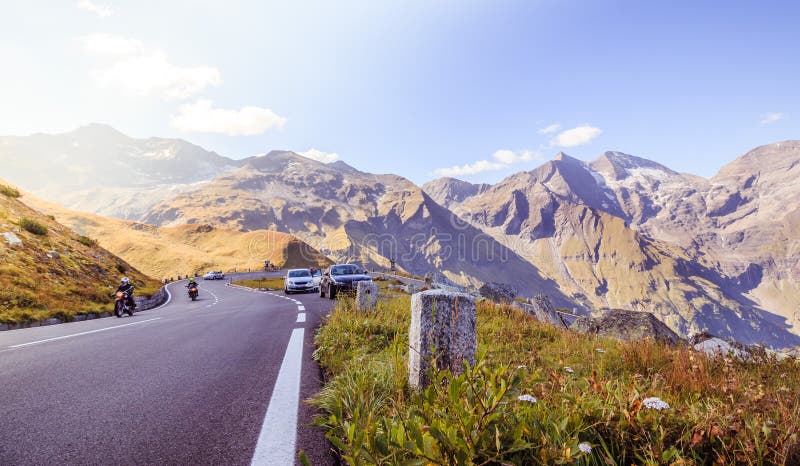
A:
0 285 171 332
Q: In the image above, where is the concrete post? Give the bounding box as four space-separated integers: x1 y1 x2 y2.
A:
409 290 477 390
356 281 379 312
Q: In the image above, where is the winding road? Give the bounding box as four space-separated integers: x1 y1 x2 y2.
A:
0 272 337 466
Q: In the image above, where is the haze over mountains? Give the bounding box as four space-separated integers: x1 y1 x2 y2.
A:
2 125 798 347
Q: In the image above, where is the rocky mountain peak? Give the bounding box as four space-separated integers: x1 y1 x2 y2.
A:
244 150 315 172
553 151 581 163
421 177 491 208
714 140 800 182
589 151 676 182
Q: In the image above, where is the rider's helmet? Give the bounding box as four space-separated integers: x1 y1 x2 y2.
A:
121 277 130 285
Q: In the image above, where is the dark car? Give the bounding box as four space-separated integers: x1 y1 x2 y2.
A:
319 264 372 299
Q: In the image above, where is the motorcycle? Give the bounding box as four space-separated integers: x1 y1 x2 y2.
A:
114 291 135 317
188 285 199 301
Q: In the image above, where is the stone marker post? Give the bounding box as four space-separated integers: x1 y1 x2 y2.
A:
409 290 477 390
356 281 379 312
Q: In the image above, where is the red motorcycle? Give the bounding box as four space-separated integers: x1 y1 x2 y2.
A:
187 284 199 301
114 291 134 317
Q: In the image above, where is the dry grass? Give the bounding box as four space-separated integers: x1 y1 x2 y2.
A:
22 194 332 279
312 295 800 465
233 278 287 290
0 191 160 324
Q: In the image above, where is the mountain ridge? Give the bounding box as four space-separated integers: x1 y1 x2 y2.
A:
2 125 798 346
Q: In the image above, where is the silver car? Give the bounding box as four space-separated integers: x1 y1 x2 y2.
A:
284 269 315 294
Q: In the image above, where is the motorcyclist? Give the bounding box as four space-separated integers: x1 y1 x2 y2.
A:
116 277 136 310
187 278 199 290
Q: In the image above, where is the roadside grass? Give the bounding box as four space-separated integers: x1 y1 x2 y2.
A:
233 277 287 290
0 194 161 324
311 294 800 465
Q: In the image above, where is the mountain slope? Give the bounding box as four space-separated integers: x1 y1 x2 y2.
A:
0 124 244 219
140 151 574 304
421 177 490 209
22 194 332 279
450 153 800 346
0 182 159 324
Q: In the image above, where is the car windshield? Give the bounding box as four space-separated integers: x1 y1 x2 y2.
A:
288 270 311 278
311 270 322 277
331 265 364 276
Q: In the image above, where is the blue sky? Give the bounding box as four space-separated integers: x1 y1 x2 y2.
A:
1 0 797 184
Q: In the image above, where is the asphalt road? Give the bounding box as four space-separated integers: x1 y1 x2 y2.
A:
0 272 337 466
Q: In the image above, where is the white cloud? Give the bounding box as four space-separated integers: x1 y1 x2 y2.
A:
82 33 143 55
83 33 221 100
77 0 113 17
170 99 286 135
492 149 535 164
299 149 340 163
537 123 561 135
92 50 221 100
434 149 541 177
760 112 785 125
550 125 602 147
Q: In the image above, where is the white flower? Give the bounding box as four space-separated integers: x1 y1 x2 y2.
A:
517 394 537 403
578 442 592 454
516 365 527 369
563 366 574 373
595 348 606 354
642 397 670 410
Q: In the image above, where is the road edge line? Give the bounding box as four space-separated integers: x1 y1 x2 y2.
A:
250 327 305 466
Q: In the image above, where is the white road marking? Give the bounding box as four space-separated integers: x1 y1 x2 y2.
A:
296 313 306 323
149 283 173 311
201 286 220 308
250 327 305 466
297 305 305 311
8 318 162 349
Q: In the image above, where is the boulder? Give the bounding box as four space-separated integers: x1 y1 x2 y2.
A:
570 309 682 345
693 337 749 360
478 282 518 304
2 231 22 246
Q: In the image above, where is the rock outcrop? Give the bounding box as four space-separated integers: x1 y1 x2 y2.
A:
570 309 682 345
478 282 518 304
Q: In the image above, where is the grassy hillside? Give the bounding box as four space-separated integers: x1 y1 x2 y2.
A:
23 195 332 279
312 293 800 464
0 183 160 324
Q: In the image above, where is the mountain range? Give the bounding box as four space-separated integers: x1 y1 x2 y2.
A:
3 124 798 347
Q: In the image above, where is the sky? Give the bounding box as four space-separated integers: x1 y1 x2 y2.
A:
0 0 797 185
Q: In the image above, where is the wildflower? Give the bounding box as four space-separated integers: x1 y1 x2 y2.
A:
516 365 527 369
595 348 606 354
578 442 592 454
518 394 537 403
642 397 670 410
563 366 574 374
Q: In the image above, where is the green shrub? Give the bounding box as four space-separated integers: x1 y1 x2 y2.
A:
77 235 98 247
18 218 48 235
116 263 127 274
0 184 21 198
